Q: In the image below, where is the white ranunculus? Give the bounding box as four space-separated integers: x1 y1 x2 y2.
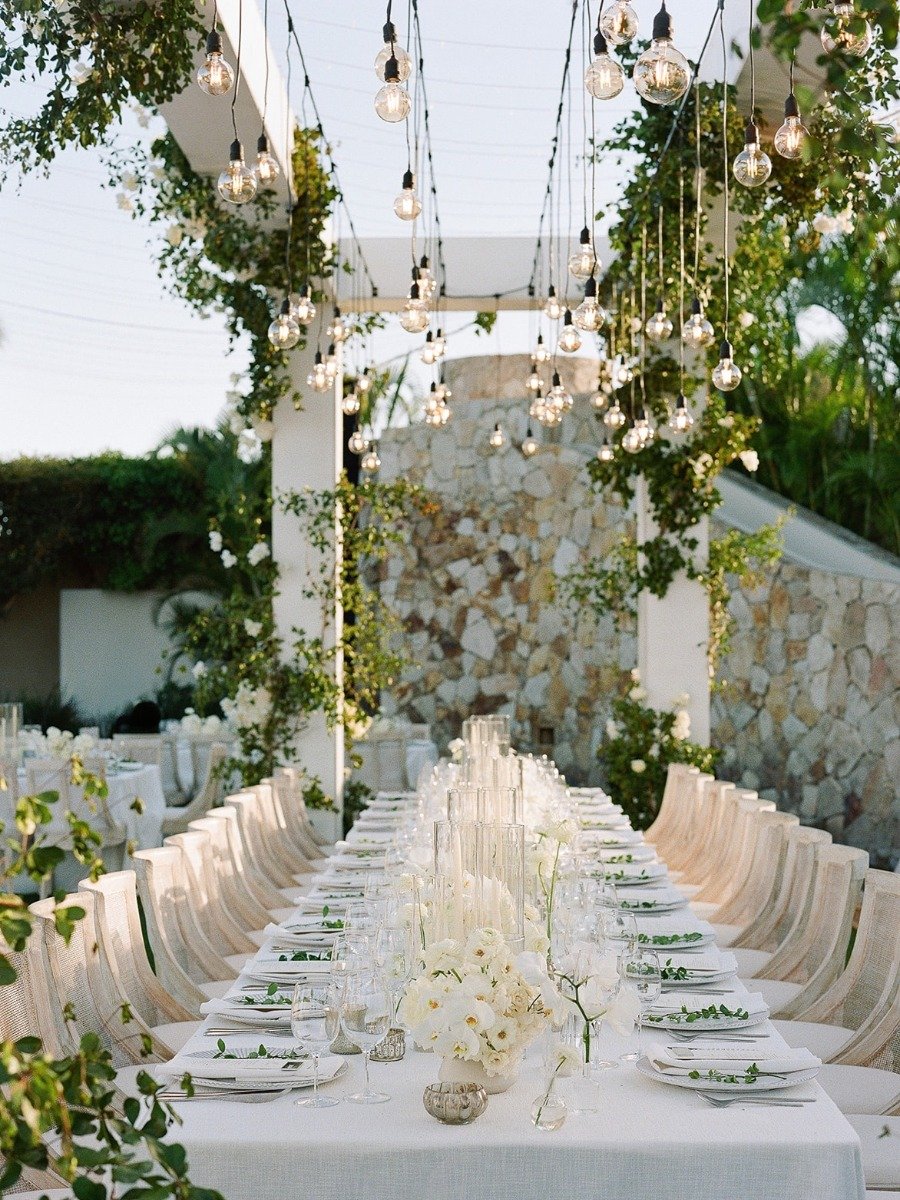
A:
71 732 96 757
191 661 207 679
630 667 641 683
812 212 837 235
116 193 134 213
237 429 262 464
202 715 223 736
630 759 646 774
672 709 691 741
247 541 271 567
605 719 620 740
628 685 647 702
737 310 755 329
208 530 223 552
165 224 184 247
46 727 74 758
221 549 238 569
180 710 203 738
739 449 759 473
243 618 263 638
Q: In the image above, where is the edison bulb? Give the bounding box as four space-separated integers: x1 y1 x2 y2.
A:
527 369 543 393
394 171 422 220
604 399 626 430
733 121 772 188
290 289 316 326
348 430 368 455
713 340 743 392
774 95 809 159
436 378 452 404
217 141 257 205
548 372 573 413
599 0 639 46
821 1 873 55
543 286 563 322
530 391 549 425
307 352 330 393
522 429 539 458
374 70 411 123
585 40 625 100
341 391 361 417
669 394 694 433
597 438 615 463
590 387 608 412
421 332 439 365
267 300 300 350
558 311 582 353
569 228 598 281
324 345 338 383
400 292 430 333
327 307 348 343
375 24 412 80
622 423 643 454
489 423 507 450
635 409 654 446
361 445 381 472
253 135 280 186
197 29 235 96
634 5 690 105
574 279 607 332
418 256 437 301
645 303 674 342
682 298 715 348
533 335 551 365
432 328 447 359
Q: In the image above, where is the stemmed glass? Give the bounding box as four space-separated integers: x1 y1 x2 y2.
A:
291 984 341 1108
619 949 662 1064
602 908 638 958
374 924 412 1027
340 970 392 1104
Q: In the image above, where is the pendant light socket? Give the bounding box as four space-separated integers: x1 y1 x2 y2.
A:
784 92 800 118
652 2 673 40
593 29 610 55
691 296 702 316
229 138 243 162
719 338 733 359
206 27 224 54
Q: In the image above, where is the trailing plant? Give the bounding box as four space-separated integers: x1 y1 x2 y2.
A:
602 673 718 829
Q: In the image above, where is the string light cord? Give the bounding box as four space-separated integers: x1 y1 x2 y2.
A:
230 0 243 142
678 152 686 389
411 0 448 295
719 0 731 339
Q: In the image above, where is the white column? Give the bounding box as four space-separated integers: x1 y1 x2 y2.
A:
272 340 344 841
635 477 711 745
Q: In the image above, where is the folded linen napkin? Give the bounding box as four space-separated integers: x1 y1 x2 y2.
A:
646 1042 820 1077
617 885 686 909
580 828 644 845
200 997 292 1022
645 991 769 1018
242 960 332 980
605 861 668 883
345 830 394 844
658 950 737 974
598 845 657 863
164 1054 344 1085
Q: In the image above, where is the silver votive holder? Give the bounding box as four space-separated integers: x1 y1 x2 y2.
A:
370 1027 406 1063
423 1081 488 1125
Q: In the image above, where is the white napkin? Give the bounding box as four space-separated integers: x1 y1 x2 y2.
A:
606 861 668 883
199 997 292 1023
242 960 332 980
598 845 657 863
658 950 737 974
646 991 769 1018
646 1042 820 1076
580 829 644 846
617 885 687 909
165 1054 344 1085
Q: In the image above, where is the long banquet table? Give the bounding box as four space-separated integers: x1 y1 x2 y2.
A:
164 792 866 1200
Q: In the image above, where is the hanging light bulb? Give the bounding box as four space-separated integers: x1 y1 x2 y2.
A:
432 328 447 360
436 376 452 404
589 383 609 412
267 298 300 350
585 29 625 99
597 437 615 463
307 350 330 393
568 227 598 281
356 367 372 394
521 428 539 458
400 282 430 333
548 371 573 413
489 423 507 450
774 92 809 160
417 255 437 301
733 120 772 188
529 388 550 427
599 0 639 46
621 421 643 454
421 331 439 365
668 393 694 433
821 1 873 56
712 339 743 391
290 286 316 326
374 54 411 122
324 343 339 384
394 169 422 221
252 134 280 186
645 298 674 342
326 306 349 343
375 21 413 80
604 398 626 430
439 400 452 425
543 286 563 322
361 443 381 472
634 3 690 106
217 140 257 205
348 430 368 455
634 407 655 446
574 276 607 332
558 309 582 353
527 368 543 393
532 333 552 365
197 27 235 96
341 390 361 417
682 297 715 348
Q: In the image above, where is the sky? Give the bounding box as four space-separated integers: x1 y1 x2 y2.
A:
0 2 779 460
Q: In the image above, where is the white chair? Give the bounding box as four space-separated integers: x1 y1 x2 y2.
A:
274 767 328 856
165 827 259 963
160 742 227 836
112 735 163 772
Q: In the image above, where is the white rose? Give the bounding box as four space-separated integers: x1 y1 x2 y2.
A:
835 207 853 234
630 759 646 774
116 193 135 213
165 224 184 247
718 414 735 428
237 429 262 464
221 549 238 569
208 530 223 552
812 212 837 235
243 618 263 638
628 685 647 702
693 452 714 479
251 417 274 442
120 171 139 192
191 661 207 679
247 542 270 566
630 668 641 683
605 719 620 740
737 311 755 329
228 410 246 436
739 449 759 473
672 710 691 741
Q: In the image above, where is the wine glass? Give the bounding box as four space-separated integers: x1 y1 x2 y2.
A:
602 907 637 958
340 970 392 1104
374 924 412 1026
330 931 371 986
291 984 341 1108
619 949 662 1064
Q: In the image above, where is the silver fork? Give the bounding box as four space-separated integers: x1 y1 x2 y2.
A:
666 1029 766 1042
158 1088 292 1104
699 1093 812 1108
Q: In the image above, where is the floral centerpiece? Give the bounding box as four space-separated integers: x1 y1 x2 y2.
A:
399 928 549 1093
527 816 578 951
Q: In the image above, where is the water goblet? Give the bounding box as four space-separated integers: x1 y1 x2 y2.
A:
340 970 392 1104
374 924 413 1025
291 984 341 1108
619 948 662 1064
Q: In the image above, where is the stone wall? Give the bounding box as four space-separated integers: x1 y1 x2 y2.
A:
376 355 899 858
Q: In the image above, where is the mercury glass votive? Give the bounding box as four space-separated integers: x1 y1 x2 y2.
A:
370 1027 406 1062
423 1081 488 1125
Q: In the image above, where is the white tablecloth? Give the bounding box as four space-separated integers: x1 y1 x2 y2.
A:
166 843 865 1198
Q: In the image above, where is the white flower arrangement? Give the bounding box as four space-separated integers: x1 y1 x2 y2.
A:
672 709 691 741
221 682 271 732
399 929 549 1077
447 737 465 764
247 541 271 567
630 758 646 774
550 943 640 1061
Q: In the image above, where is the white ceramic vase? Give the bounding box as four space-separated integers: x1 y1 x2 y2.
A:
438 1056 516 1095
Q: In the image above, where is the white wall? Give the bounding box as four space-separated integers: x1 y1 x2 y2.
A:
59 589 208 721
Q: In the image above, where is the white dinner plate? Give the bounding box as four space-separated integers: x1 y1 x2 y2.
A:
642 1008 769 1033
635 1055 819 1093
634 930 716 950
661 969 737 989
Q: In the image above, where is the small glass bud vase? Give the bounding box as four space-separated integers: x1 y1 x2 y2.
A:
531 1077 567 1131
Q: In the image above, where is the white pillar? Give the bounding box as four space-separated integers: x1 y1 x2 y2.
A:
635 477 711 745
272 340 344 841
